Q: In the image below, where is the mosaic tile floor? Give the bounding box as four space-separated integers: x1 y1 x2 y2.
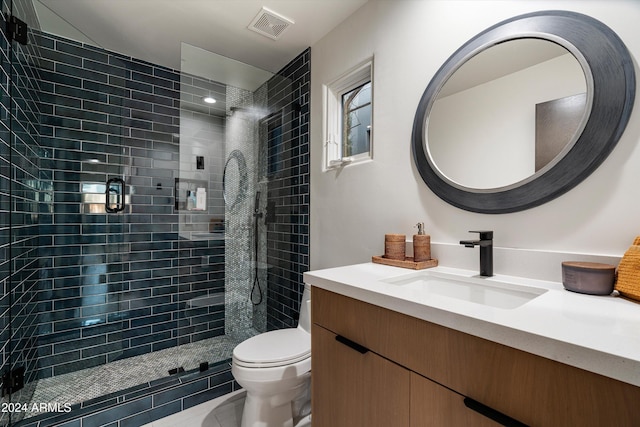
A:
25 332 257 418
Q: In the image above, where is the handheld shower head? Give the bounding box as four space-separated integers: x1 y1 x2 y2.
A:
254 191 263 219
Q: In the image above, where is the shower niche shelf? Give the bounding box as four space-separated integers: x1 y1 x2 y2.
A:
175 178 208 211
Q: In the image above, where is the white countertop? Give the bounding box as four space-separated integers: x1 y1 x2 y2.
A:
304 262 640 387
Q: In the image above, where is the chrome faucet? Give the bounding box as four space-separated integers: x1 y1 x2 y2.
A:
460 230 493 277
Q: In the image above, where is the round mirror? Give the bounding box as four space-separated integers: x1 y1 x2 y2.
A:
428 39 589 190
223 149 248 210
412 11 635 213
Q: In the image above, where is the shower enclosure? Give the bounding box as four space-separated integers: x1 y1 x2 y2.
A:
1 1 310 426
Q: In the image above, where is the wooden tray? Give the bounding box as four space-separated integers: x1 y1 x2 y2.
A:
372 255 438 270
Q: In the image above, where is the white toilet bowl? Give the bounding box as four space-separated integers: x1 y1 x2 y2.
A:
231 285 312 427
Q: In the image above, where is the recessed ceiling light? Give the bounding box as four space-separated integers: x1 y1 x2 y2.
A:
203 96 216 104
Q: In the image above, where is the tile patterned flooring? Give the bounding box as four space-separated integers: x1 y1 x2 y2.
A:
25 333 251 417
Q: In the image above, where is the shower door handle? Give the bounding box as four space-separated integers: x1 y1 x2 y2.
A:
106 178 125 213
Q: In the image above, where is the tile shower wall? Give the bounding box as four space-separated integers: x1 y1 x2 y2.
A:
264 49 310 331
1 2 46 424
34 31 225 379
223 89 258 338
1 14 310 425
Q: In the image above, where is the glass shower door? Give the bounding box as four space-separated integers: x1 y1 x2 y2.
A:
1 0 132 421
2 0 46 424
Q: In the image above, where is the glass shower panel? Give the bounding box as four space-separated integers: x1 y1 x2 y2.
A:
175 43 274 371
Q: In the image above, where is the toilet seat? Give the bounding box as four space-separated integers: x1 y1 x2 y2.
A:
233 328 311 368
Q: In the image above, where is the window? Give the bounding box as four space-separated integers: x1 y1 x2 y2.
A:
342 81 372 158
324 59 373 169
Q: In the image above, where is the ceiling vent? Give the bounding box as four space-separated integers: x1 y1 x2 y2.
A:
248 7 294 40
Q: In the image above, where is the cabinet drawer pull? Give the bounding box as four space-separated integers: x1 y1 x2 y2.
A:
463 397 528 427
335 335 369 354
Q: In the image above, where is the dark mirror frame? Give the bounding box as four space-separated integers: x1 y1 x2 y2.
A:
412 10 635 214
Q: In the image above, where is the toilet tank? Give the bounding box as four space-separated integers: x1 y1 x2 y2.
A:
297 284 311 333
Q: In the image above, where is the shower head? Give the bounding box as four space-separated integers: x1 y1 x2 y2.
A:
227 106 251 117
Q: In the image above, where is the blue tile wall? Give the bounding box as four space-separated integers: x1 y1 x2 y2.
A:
33 31 226 380
265 49 311 331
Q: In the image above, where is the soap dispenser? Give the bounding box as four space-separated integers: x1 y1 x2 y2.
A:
413 222 431 262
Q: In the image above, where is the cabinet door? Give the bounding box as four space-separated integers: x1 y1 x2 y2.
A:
312 324 410 427
411 373 503 427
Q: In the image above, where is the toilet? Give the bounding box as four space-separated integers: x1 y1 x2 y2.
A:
232 284 312 427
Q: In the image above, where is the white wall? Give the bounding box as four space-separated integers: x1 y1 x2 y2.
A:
310 0 640 281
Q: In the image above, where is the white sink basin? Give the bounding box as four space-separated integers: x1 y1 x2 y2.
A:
381 271 547 309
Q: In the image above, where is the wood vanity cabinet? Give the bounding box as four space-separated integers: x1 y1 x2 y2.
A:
311 287 640 427
312 324 410 426
410 372 501 426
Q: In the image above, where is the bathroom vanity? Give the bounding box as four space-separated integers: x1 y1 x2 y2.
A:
306 263 640 426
